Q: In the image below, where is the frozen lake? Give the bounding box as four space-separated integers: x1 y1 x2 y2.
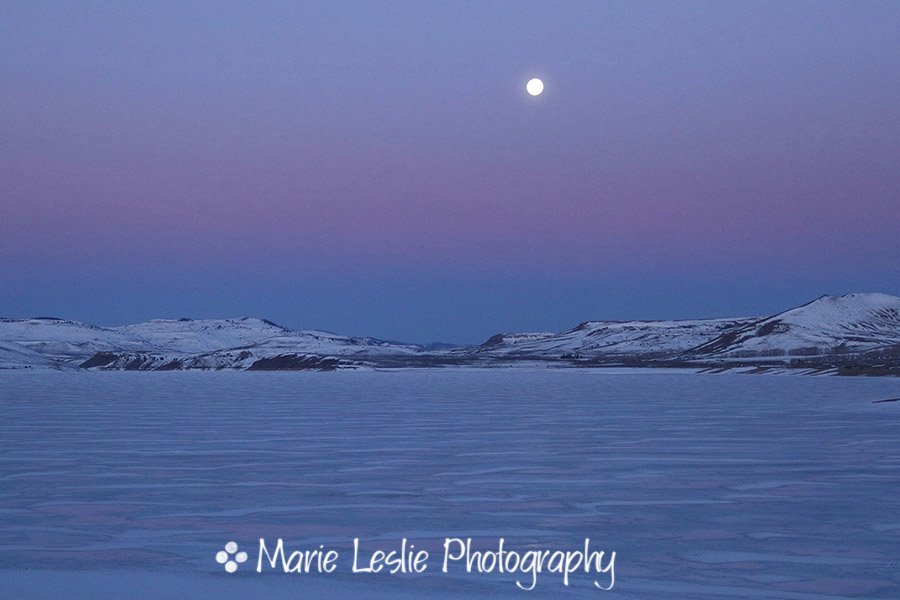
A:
0 370 898 598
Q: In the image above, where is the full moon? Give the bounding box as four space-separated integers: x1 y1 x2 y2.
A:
526 78 544 96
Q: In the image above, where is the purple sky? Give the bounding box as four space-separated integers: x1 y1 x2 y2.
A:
2 2 899 343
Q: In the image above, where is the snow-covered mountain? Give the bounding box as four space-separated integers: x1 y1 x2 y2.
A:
690 293 900 359
471 293 900 372
1 293 898 372
476 317 755 359
0 317 424 370
0 341 57 370
0 318 142 364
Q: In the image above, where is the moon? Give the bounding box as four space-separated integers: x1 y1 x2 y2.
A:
526 78 544 96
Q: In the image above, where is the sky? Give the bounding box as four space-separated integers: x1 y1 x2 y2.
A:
2 1 899 344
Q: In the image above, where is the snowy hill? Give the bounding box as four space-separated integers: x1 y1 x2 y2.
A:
0 318 142 363
0 293 898 372
471 293 900 372
0 317 423 370
475 293 900 363
115 318 293 353
477 318 754 359
0 341 57 369
690 293 900 359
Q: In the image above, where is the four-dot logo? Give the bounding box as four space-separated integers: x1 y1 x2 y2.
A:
216 541 248 573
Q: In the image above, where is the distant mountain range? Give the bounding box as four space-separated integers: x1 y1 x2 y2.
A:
2 293 899 375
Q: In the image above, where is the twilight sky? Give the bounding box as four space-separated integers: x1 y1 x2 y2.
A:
2 1 899 343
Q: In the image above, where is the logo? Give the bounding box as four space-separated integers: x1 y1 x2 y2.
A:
216 541 249 573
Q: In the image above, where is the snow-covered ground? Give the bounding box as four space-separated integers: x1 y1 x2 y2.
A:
0 370 897 598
